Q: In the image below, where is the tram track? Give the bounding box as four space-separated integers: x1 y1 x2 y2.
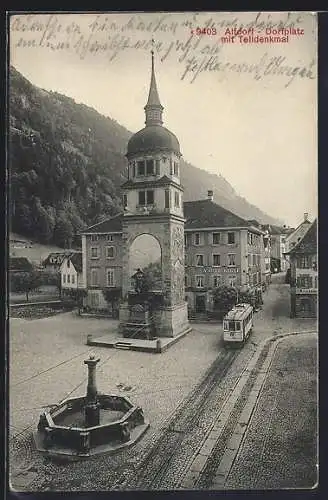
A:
113 348 239 490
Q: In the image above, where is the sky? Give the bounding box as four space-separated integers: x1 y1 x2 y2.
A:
9 11 318 227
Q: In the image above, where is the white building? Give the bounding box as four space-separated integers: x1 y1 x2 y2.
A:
60 252 84 291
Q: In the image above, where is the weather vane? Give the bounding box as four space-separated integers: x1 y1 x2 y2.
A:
151 38 155 55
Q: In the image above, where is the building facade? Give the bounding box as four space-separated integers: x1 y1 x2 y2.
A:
288 219 317 318
60 253 84 291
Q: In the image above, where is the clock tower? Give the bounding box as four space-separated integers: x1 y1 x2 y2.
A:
119 50 190 338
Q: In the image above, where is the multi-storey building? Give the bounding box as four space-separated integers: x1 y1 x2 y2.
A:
287 219 317 318
262 225 291 273
283 213 312 271
183 193 265 314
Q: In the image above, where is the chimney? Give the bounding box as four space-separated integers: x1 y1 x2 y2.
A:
207 190 214 201
304 213 309 222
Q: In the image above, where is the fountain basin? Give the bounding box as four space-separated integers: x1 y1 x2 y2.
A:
34 393 149 458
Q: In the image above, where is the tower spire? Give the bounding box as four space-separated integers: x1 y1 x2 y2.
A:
144 42 163 126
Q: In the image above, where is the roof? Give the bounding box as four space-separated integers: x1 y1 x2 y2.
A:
43 251 77 266
285 219 311 241
9 257 33 272
224 303 253 321
287 219 317 255
121 175 182 190
145 52 162 109
184 200 252 229
83 200 265 233
262 224 291 235
82 213 124 234
68 252 82 273
127 125 180 157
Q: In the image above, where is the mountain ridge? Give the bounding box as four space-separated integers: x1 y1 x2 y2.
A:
9 66 283 248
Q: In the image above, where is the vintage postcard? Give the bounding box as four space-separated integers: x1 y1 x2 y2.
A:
8 11 318 492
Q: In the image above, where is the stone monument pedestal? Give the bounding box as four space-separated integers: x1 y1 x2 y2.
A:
152 301 189 338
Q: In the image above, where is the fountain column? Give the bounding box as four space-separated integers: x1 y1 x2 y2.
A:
84 355 100 427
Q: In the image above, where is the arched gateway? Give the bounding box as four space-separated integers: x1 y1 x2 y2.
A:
118 50 190 338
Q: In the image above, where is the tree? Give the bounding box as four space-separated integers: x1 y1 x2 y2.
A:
65 288 88 314
102 288 121 318
53 211 74 248
212 286 238 317
10 271 42 302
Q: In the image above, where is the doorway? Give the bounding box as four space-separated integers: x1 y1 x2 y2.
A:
195 294 206 313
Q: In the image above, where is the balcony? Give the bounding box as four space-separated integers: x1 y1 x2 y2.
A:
136 204 159 215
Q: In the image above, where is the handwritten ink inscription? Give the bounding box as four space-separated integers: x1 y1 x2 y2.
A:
10 12 317 88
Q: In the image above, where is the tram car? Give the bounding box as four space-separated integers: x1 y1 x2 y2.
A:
223 303 254 347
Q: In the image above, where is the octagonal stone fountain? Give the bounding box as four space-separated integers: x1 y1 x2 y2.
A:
34 355 149 458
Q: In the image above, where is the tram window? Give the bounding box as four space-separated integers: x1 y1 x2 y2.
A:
223 321 228 330
235 322 241 330
229 321 235 331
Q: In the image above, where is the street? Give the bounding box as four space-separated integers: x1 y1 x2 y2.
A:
9 275 317 491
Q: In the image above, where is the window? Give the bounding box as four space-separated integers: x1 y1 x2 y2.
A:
315 276 318 288
165 190 170 209
63 275 66 284
248 255 252 267
138 190 154 206
297 275 313 288
297 256 310 269
137 160 145 176
174 162 179 176
257 255 261 266
91 269 99 286
123 194 127 208
229 276 237 287
67 275 70 284
147 190 154 205
184 234 188 247
138 191 146 205
174 191 180 208
253 274 257 286
72 275 75 284
91 247 99 259
235 321 241 331
91 235 98 242
213 275 221 287
146 159 154 175
106 246 115 259
252 254 257 266
106 235 113 242
212 232 221 245
228 232 235 244
132 163 136 177
106 269 115 287
185 275 188 287
213 254 220 266
155 159 160 175
194 233 202 246
227 254 236 266
196 254 204 266
67 260 70 268
229 321 235 331
196 275 204 288
170 159 173 175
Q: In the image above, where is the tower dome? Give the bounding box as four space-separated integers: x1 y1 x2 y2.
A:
127 50 181 158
